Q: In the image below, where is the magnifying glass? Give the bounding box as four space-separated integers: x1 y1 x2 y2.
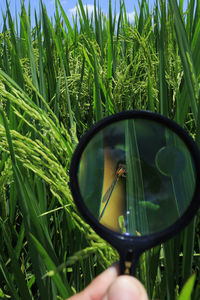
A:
70 110 200 276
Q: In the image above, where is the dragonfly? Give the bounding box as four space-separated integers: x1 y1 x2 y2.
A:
98 164 126 221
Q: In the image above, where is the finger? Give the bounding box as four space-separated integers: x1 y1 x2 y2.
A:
68 264 119 300
102 275 149 300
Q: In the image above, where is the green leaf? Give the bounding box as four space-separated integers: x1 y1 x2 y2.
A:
178 273 196 300
169 0 199 123
30 234 71 298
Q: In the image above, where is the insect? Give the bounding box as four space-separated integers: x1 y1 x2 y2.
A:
98 164 126 221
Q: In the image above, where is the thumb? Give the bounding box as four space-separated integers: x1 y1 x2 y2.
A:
103 275 149 300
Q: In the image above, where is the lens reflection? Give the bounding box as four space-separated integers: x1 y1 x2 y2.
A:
78 119 196 236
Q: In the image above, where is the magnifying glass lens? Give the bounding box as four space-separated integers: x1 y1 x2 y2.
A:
77 118 196 236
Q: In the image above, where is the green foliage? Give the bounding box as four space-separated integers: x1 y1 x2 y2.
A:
178 273 196 300
0 0 200 299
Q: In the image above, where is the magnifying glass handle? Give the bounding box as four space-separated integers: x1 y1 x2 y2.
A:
120 249 141 276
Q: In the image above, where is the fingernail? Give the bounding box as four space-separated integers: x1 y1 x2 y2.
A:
103 276 148 300
103 263 119 278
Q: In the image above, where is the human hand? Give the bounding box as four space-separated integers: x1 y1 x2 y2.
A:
68 264 149 300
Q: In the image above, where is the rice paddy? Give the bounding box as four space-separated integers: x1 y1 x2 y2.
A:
0 0 200 299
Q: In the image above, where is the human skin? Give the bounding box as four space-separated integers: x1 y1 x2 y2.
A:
67 264 149 300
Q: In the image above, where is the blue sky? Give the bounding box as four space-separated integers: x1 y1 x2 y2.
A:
0 0 155 27
0 0 187 28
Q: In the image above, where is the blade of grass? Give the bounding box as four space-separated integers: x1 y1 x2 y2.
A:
35 11 47 105
106 18 114 115
78 0 91 38
30 233 71 298
20 7 39 106
0 255 21 300
147 71 155 111
46 7 74 131
178 273 196 300
181 219 196 284
40 2 56 101
125 120 148 235
0 218 31 300
57 0 75 42
5 0 24 89
93 54 103 121
158 0 168 116
168 0 199 124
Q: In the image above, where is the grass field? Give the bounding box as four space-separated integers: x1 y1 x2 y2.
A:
0 0 200 299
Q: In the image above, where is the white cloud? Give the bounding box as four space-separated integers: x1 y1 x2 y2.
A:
68 4 135 23
116 10 135 24
69 4 95 17
127 11 135 23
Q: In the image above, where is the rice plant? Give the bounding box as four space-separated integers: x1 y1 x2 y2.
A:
0 0 200 299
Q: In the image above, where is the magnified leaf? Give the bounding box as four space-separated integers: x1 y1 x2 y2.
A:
125 120 148 235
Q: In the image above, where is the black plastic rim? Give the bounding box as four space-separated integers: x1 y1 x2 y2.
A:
70 110 200 253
